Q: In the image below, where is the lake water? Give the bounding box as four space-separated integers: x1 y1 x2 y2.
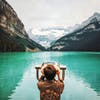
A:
0 52 100 100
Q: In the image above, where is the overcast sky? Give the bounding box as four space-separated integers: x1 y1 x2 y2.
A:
7 0 100 31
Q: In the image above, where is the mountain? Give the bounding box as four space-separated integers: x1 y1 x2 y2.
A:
49 12 100 51
0 0 45 52
28 26 72 48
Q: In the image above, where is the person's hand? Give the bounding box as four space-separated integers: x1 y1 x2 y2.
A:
39 74 45 81
56 70 60 76
56 70 61 81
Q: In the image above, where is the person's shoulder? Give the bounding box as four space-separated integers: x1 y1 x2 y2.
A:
53 80 64 85
37 80 47 90
37 80 45 86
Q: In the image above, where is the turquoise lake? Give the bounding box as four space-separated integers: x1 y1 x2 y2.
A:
0 52 100 100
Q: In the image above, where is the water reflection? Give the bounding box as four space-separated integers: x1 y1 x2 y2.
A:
46 52 100 95
9 67 39 100
9 66 100 100
0 52 34 100
0 52 100 100
63 72 100 100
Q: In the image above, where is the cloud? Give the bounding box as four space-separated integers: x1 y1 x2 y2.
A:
7 0 100 30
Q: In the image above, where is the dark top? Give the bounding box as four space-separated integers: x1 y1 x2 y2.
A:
37 80 64 100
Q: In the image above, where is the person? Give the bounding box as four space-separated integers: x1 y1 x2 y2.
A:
37 64 64 100
40 62 61 81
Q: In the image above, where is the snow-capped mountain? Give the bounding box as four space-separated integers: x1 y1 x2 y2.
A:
27 26 71 48
27 12 100 51
73 12 100 32
49 12 100 51
82 12 100 26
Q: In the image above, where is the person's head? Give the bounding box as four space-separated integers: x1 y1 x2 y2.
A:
44 64 56 80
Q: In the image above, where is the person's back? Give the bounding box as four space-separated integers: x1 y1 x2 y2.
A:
38 79 64 100
37 64 64 100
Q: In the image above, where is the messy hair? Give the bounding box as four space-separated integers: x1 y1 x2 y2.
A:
44 64 56 80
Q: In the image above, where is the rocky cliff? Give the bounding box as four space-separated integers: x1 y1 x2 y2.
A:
0 0 45 52
49 13 100 51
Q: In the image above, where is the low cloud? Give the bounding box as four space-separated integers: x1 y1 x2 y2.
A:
7 0 100 30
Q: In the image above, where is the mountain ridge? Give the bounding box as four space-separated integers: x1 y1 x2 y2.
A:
0 0 45 52
49 12 100 51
